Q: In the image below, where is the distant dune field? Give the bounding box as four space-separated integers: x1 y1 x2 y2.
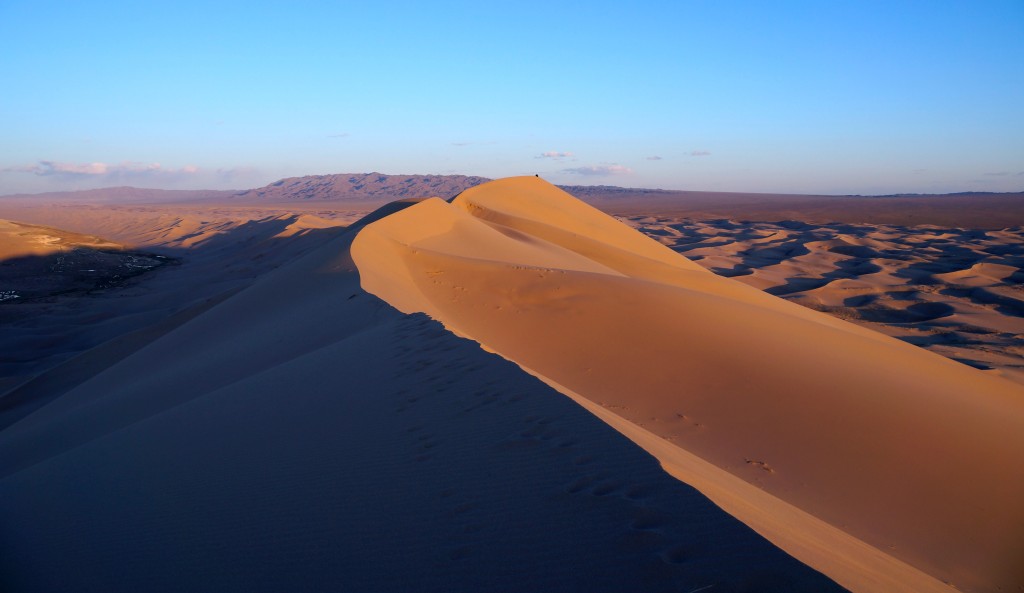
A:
622 217 1024 385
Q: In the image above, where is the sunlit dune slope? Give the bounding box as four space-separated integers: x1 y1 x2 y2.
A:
0 219 122 259
352 176 1024 593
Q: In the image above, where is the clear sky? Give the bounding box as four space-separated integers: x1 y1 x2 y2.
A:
1 1 1022 195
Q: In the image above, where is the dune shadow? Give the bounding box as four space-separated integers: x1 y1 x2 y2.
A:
710 265 753 278
843 294 878 307
0 249 177 303
671 239 736 254
0 215 356 427
766 277 831 296
737 238 813 269
890 236 994 285
854 301 955 324
906 301 956 320
950 357 994 370
940 287 1024 317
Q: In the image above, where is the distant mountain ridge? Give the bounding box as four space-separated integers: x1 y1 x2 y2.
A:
0 174 493 204
4 174 1023 228
232 173 492 202
4 173 1022 205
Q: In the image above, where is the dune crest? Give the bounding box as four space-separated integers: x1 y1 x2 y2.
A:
352 176 1024 593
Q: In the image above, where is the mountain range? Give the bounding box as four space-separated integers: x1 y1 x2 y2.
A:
3 173 1024 228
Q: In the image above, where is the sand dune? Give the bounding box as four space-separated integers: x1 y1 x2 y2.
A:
353 176 1024 592
0 202 365 251
3 179 1021 591
0 201 846 592
0 219 123 260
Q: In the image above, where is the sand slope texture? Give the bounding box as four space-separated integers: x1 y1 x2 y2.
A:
352 176 1024 593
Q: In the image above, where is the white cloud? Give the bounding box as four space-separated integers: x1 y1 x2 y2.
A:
209 166 252 179
689 150 711 157
645 155 663 161
8 160 199 179
0 160 268 193
537 151 574 160
327 132 350 138
562 164 633 176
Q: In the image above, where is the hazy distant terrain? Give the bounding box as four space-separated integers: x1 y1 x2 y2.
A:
590 189 1024 229
0 186 236 204
5 173 1023 228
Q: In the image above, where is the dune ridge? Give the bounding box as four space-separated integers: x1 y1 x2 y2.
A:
352 176 1024 592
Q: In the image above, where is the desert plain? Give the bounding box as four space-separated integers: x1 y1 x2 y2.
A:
1 174 1022 592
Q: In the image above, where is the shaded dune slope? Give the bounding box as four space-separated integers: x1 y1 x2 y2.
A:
352 176 1024 593
0 201 846 592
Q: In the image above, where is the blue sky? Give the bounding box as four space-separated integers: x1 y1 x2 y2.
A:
1 1 1022 195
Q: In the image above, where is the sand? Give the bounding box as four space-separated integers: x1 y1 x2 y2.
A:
621 217 1024 385
2 178 1022 592
0 204 360 389
0 201 846 592
352 176 1024 592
